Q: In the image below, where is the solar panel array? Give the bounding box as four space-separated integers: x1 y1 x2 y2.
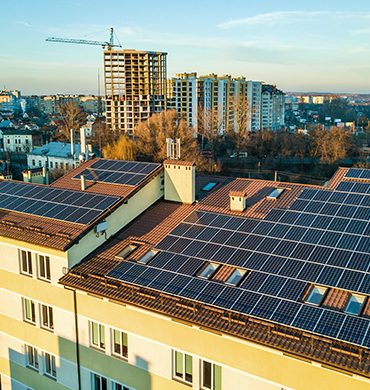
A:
107 181 370 347
72 159 161 187
0 181 120 225
345 168 370 181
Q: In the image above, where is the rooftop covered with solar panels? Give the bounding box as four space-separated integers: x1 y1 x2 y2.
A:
0 158 163 251
60 166 370 378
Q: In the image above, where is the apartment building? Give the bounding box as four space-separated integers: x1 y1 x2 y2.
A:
196 75 262 132
261 84 285 131
167 72 197 128
0 90 21 114
1 156 370 390
104 50 167 135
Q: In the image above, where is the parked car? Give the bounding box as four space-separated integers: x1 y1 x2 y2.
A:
230 152 248 158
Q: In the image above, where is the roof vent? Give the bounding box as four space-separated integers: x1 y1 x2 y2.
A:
81 174 86 191
229 190 247 212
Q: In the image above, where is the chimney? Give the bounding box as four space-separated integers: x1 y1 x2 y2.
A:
42 166 49 185
164 160 195 204
81 174 86 191
80 127 86 157
229 190 247 212
70 128 74 157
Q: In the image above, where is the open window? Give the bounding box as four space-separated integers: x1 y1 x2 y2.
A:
225 269 246 286
115 244 138 260
305 285 327 305
138 249 158 264
198 262 219 279
345 294 366 315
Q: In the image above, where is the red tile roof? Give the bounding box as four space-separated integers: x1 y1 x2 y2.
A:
163 160 196 166
325 167 348 190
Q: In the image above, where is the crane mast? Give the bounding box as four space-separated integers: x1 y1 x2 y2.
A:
46 27 121 50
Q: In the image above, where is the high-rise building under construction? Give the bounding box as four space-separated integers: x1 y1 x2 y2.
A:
104 49 167 134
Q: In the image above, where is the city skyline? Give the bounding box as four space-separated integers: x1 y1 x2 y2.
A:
2 0 370 95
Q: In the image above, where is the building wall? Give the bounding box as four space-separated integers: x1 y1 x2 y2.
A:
104 50 167 134
4 134 33 153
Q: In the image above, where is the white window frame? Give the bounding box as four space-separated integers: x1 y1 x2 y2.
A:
114 383 129 390
173 350 193 384
38 254 51 281
201 360 222 390
344 293 366 315
93 373 108 390
44 352 57 379
19 249 33 276
305 285 327 306
40 304 54 331
112 329 128 358
91 322 105 350
26 345 39 371
23 298 36 325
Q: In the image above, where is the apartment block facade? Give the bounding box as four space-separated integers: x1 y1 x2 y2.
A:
261 84 285 131
104 50 167 134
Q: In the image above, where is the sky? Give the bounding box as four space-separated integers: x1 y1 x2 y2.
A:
2 0 370 95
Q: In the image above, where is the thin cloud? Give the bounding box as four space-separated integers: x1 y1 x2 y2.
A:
351 28 370 35
218 11 370 29
15 21 34 28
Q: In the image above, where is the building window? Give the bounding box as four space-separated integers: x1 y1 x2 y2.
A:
305 285 327 305
198 262 219 279
174 351 192 383
345 294 366 315
32 159 35 166
93 374 108 390
50 161 53 168
23 298 36 324
26 345 39 370
202 361 221 390
225 269 246 286
20 250 32 276
39 160 42 167
38 255 51 281
138 250 158 264
114 383 129 390
44 353 57 378
41 305 54 331
55 162 58 169
91 322 105 349
112 329 128 358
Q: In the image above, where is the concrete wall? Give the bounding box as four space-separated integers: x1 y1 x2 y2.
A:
164 164 195 204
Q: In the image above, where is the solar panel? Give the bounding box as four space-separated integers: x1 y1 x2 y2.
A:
239 234 264 250
293 213 316 227
134 267 162 287
313 310 344 338
272 239 298 257
296 262 323 283
162 274 192 296
147 270 176 291
147 251 174 269
0 181 119 225
336 234 360 251
345 168 363 179
226 249 252 267
239 271 268 291
224 231 248 247
313 190 332 202
326 249 353 268
338 316 370 346
267 223 291 238
270 300 301 326
72 159 161 187
260 255 287 274
196 282 226 304
292 305 324 332
277 279 307 301
180 278 208 300
278 259 304 278
197 243 222 260
182 241 206 257
243 252 269 270
209 214 232 228
195 226 218 242
258 274 286 296
336 270 365 292
283 226 307 242
327 217 349 233
316 266 344 287
298 189 318 200
250 294 281 320
347 252 370 272
211 229 233 244
178 258 205 276
162 254 190 272
213 286 244 310
231 290 261 315
264 208 285 222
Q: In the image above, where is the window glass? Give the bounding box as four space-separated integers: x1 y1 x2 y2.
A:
203 361 212 388
138 249 158 264
113 329 128 358
202 182 218 191
41 305 54 330
20 250 32 276
115 244 138 260
198 263 218 279
38 255 51 280
345 294 365 315
91 322 105 349
305 285 327 305
175 351 183 377
27 345 38 370
174 351 192 383
226 269 246 286
214 364 222 390
24 298 36 324
45 353 56 378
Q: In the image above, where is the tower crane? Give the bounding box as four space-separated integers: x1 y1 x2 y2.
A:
46 27 122 50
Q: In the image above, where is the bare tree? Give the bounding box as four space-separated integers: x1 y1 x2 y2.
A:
228 95 251 159
197 106 225 159
320 126 355 164
134 109 201 163
103 135 137 161
56 100 87 143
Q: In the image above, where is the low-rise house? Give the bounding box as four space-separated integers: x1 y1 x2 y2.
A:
3 129 34 153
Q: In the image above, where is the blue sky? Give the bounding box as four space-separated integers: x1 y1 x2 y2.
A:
2 0 370 95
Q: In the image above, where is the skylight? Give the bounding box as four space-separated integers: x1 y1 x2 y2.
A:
202 182 218 192
138 250 158 264
305 285 327 305
115 244 138 260
344 294 365 315
198 262 219 279
266 188 285 200
225 269 246 286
